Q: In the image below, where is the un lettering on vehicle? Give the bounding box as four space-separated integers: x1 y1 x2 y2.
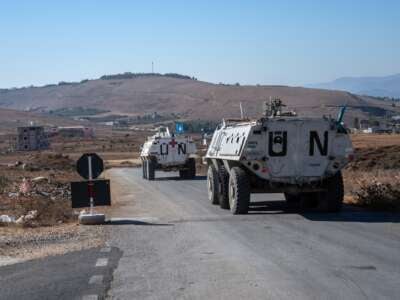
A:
268 131 328 157
159 143 187 155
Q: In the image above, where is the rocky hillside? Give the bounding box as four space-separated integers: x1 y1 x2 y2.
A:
0 74 397 122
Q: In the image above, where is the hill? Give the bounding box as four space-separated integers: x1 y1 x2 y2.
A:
0 74 398 123
307 74 400 98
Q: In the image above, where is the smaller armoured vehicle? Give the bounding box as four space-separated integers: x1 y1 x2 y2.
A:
204 99 354 214
140 127 197 180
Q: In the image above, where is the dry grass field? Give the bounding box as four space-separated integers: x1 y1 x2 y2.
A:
351 133 400 148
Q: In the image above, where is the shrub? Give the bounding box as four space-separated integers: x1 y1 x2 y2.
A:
355 179 400 211
0 176 9 193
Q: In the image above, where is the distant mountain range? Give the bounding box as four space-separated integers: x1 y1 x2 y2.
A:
307 74 400 98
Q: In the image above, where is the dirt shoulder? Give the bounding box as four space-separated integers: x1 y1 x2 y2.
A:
0 224 105 265
0 129 149 263
0 153 110 263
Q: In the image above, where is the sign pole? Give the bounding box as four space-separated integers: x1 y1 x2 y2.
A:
88 155 94 215
75 152 108 225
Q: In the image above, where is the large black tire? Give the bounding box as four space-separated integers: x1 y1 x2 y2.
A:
186 158 196 179
284 193 301 203
300 172 344 212
147 160 155 180
218 165 230 209
228 167 250 214
284 192 302 209
318 172 344 212
179 169 186 179
207 165 219 205
301 193 319 210
142 160 147 179
179 158 196 179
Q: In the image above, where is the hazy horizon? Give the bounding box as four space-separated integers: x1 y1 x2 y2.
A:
1 0 399 89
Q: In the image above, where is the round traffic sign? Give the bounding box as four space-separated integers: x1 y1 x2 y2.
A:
77 153 104 180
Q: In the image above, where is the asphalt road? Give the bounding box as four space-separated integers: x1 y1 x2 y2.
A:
1 168 399 299
0 246 121 300
106 168 400 299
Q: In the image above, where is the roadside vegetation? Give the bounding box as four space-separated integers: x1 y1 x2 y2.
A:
356 176 400 211
48 107 109 117
343 134 400 211
0 175 9 194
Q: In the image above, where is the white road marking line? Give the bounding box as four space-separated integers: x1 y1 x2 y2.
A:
100 247 111 253
82 295 98 300
95 258 108 267
109 217 159 223
89 275 104 285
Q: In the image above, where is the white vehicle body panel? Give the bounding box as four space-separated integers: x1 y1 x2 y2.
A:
206 117 353 184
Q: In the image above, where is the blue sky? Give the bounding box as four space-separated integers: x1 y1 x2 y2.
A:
0 0 399 88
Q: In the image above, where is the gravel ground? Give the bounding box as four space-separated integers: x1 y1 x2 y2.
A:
0 223 107 264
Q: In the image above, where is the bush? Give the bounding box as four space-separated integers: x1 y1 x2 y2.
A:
355 180 400 211
58 81 79 86
0 176 9 193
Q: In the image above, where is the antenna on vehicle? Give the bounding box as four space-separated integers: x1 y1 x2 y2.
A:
240 102 244 119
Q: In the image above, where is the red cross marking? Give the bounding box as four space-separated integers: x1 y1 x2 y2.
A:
169 139 177 148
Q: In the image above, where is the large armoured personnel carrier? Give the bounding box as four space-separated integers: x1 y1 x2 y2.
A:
204 99 354 214
140 126 197 180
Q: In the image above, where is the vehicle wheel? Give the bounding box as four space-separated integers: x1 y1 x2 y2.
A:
318 172 344 212
142 160 147 179
228 167 250 214
284 192 302 209
207 165 219 205
147 160 155 180
218 165 230 209
186 158 196 179
179 169 188 179
284 193 300 203
301 193 319 210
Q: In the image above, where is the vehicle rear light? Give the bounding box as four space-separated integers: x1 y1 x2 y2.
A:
261 167 268 173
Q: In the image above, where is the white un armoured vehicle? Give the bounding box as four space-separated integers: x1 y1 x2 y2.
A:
204 99 354 214
141 126 197 180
